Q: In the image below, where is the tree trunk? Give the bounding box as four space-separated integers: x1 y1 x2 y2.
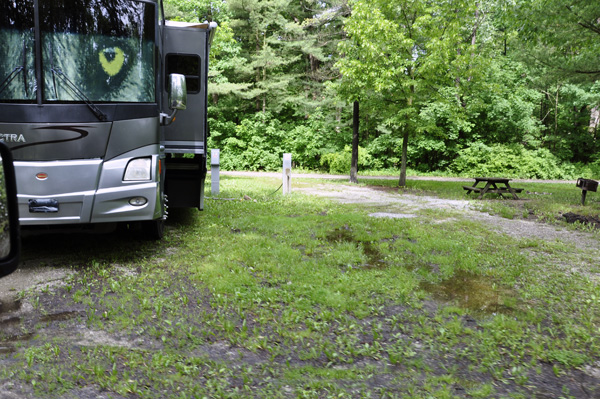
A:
400 74 414 187
350 101 359 184
398 129 409 187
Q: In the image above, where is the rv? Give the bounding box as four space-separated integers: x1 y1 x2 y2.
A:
0 0 216 239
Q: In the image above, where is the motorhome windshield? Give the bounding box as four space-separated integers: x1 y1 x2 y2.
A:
0 0 156 103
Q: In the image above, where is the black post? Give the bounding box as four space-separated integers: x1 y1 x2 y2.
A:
350 100 359 184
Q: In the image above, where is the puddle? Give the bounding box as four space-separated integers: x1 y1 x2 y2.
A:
327 227 386 268
40 311 81 323
0 316 21 326
0 300 21 315
420 270 517 314
0 345 15 354
325 227 517 314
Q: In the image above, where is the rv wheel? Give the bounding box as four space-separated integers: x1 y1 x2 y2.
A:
143 219 165 240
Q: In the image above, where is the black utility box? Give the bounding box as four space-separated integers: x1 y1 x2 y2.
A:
576 178 598 192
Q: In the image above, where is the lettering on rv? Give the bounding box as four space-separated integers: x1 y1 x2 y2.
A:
0 134 26 143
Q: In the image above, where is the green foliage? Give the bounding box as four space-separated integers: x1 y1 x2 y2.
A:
167 0 600 177
335 0 482 182
364 132 401 169
466 58 544 146
407 138 456 172
164 0 225 22
320 145 375 174
450 143 576 179
515 0 600 81
284 112 342 170
209 113 285 171
209 111 352 171
572 159 600 179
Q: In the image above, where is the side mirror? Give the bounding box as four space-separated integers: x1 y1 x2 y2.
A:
161 73 187 126
0 141 20 278
169 73 187 110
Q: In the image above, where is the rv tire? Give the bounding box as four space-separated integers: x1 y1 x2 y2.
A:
143 219 165 240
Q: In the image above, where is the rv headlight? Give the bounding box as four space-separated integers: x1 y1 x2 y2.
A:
124 157 152 181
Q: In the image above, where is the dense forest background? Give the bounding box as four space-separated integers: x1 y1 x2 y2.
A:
164 0 600 180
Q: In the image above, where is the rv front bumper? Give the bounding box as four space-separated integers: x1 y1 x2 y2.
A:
17 182 161 225
15 152 163 226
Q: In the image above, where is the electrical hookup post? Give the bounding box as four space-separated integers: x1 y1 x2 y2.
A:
211 149 220 195
283 153 292 195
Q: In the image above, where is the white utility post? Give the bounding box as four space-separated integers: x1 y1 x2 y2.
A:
210 149 220 195
283 153 292 195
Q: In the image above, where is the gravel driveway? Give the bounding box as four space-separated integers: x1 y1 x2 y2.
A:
296 182 600 251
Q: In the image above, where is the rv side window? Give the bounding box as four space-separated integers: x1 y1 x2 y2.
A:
166 54 200 94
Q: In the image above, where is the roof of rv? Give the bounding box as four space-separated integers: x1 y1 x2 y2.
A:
165 20 211 29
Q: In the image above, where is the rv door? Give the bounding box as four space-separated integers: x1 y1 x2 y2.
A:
162 21 217 155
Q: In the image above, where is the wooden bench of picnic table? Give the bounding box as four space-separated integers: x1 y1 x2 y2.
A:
462 177 523 199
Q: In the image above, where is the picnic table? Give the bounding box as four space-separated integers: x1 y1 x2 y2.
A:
462 177 523 200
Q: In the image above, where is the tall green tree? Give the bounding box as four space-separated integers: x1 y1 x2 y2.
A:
516 0 600 81
225 0 342 115
337 0 480 185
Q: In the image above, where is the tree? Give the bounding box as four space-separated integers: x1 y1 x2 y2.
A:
336 0 480 185
511 0 600 162
225 0 340 115
164 0 224 22
516 0 600 81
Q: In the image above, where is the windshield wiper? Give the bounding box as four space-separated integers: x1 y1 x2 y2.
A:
50 68 108 122
0 67 24 96
0 41 30 97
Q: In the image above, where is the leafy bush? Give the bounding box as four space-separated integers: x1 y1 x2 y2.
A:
407 138 457 172
208 113 284 171
572 160 600 179
208 111 348 171
320 146 375 174
284 112 340 170
364 133 401 170
450 143 576 179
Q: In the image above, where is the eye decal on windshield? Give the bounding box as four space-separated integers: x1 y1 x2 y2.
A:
99 47 126 77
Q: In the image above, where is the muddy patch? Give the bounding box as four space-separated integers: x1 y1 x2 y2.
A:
326 227 387 269
562 212 600 229
0 299 21 315
420 270 518 314
0 265 72 306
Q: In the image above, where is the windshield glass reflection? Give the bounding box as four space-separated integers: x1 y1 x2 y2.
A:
0 0 156 104
41 0 156 103
0 0 36 102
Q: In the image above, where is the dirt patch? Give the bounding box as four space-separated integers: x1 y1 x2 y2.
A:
562 212 600 228
0 264 72 308
297 183 600 253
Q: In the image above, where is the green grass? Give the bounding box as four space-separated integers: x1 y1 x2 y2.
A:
1 175 599 398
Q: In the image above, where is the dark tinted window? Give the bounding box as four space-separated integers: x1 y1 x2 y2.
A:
166 54 200 93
